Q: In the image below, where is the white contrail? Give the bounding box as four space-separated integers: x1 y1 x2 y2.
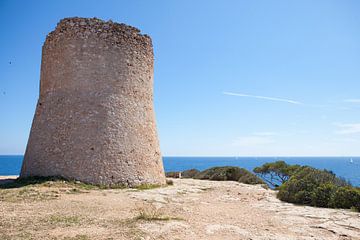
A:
222 91 303 105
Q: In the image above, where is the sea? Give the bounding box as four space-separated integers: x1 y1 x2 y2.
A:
1 156 359 187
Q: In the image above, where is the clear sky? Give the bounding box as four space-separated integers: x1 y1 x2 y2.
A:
1 0 360 156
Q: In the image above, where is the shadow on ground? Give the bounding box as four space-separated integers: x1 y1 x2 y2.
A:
0 176 65 189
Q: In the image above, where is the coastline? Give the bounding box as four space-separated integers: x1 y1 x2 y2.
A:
2 156 360 187
0 175 18 179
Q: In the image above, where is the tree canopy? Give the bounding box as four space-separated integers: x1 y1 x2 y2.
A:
253 161 301 188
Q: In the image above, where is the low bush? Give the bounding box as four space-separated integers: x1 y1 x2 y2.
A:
277 166 359 211
311 183 336 207
329 186 360 211
193 166 264 185
181 169 200 178
238 173 265 185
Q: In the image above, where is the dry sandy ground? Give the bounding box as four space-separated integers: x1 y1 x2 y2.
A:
0 176 359 240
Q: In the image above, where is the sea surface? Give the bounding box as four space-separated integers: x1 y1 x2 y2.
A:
1 156 359 187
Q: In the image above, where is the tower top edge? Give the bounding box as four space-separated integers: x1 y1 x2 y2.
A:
44 17 152 48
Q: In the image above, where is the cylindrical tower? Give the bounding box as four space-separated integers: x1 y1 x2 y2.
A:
20 17 166 186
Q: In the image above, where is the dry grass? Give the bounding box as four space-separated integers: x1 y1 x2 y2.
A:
0 177 127 203
134 183 162 190
134 203 183 221
0 187 60 202
0 178 152 240
1 233 92 240
47 214 83 227
0 176 128 191
62 235 91 240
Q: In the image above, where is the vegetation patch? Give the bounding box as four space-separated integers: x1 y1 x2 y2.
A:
0 176 138 192
181 169 200 178
106 218 145 239
254 161 301 188
0 176 129 202
0 176 97 190
63 235 91 240
134 183 162 190
0 232 31 240
135 204 183 221
253 161 360 211
165 162 360 212
193 166 264 185
0 187 59 202
47 214 82 227
166 166 264 185
0 177 97 202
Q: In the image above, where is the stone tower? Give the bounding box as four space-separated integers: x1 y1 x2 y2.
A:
20 17 166 186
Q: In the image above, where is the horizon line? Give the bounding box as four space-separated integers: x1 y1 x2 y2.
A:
1 154 359 158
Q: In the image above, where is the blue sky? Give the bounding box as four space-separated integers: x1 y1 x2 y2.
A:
1 0 360 156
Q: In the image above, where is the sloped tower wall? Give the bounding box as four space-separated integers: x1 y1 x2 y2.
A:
20 17 166 186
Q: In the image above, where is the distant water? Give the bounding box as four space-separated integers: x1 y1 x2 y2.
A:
1 156 359 187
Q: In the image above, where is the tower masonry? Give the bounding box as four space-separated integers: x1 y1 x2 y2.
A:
20 17 166 186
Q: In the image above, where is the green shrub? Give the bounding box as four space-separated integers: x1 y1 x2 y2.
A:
194 167 239 181
277 166 359 211
277 177 313 204
329 186 360 211
181 169 200 178
311 183 336 207
194 166 264 185
238 173 264 185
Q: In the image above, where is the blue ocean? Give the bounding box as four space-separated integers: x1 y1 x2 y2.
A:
1 156 359 187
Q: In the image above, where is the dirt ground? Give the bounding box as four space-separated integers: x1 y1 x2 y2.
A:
0 176 359 240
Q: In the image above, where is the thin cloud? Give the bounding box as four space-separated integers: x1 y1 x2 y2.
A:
232 136 274 147
223 91 303 105
334 123 360 135
232 132 277 147
343 99 360 104
253 132 278 136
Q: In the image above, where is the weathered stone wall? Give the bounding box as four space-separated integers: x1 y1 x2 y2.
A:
20 17 166 186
